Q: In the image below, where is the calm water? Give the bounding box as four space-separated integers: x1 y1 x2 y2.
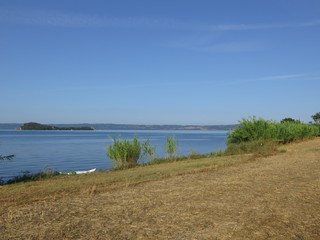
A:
0 130 228 182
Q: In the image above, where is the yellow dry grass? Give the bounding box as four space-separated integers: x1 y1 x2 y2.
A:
0 154 251 206
1 138 320 239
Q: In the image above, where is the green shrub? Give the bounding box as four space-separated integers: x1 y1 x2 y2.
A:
227 116 275 144
227 116 319 144
107 135 141 169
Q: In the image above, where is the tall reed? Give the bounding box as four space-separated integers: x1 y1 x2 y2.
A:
142 137 156 160
107 135 141 169
165 136 178 158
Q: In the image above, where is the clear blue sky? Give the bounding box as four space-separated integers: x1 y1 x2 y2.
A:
1 0 319 124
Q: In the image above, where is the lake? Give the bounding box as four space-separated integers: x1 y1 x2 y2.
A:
0 130 228 182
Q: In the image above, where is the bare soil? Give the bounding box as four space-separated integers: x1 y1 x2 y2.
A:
1 138 320 239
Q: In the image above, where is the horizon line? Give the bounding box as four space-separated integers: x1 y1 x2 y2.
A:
0 122 238 126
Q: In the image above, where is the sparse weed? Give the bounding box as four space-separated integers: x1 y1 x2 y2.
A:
188 150 210 159
6 168 60 185
211 149 225 157
145 155 189 166
225 140 278 157
142 137 156 161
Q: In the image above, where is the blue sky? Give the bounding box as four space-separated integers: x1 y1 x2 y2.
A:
1 0 320 124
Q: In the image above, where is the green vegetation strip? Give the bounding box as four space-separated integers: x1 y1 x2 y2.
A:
227 116 320 144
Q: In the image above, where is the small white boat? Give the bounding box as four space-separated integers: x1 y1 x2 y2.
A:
60 168 96 175
73 168 96 175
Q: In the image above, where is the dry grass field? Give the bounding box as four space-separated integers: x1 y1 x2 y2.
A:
1 138 320 239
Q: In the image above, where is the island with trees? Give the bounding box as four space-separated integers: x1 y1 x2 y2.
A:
16 122 94 131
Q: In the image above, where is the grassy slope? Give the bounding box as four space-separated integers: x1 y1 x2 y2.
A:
1 154 251 206
1 138 320 239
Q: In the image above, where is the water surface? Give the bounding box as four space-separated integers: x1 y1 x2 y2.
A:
0 130 228 182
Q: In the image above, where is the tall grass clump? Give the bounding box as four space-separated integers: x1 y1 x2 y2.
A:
107 135 141 169
165 136 178 159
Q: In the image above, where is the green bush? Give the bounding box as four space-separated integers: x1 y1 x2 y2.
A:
227 116 319 144
226 117 275 144
107 135 141 169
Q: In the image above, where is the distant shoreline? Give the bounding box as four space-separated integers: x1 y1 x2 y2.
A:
0 123 238 131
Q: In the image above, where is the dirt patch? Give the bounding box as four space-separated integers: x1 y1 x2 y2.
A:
1 138 320 239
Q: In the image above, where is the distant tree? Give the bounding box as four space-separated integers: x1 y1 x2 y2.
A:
311 112 320 123
280 118 301 124
18 122 94 130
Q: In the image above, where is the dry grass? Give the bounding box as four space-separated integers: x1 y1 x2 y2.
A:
1 138 320 239
0 154 252 207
